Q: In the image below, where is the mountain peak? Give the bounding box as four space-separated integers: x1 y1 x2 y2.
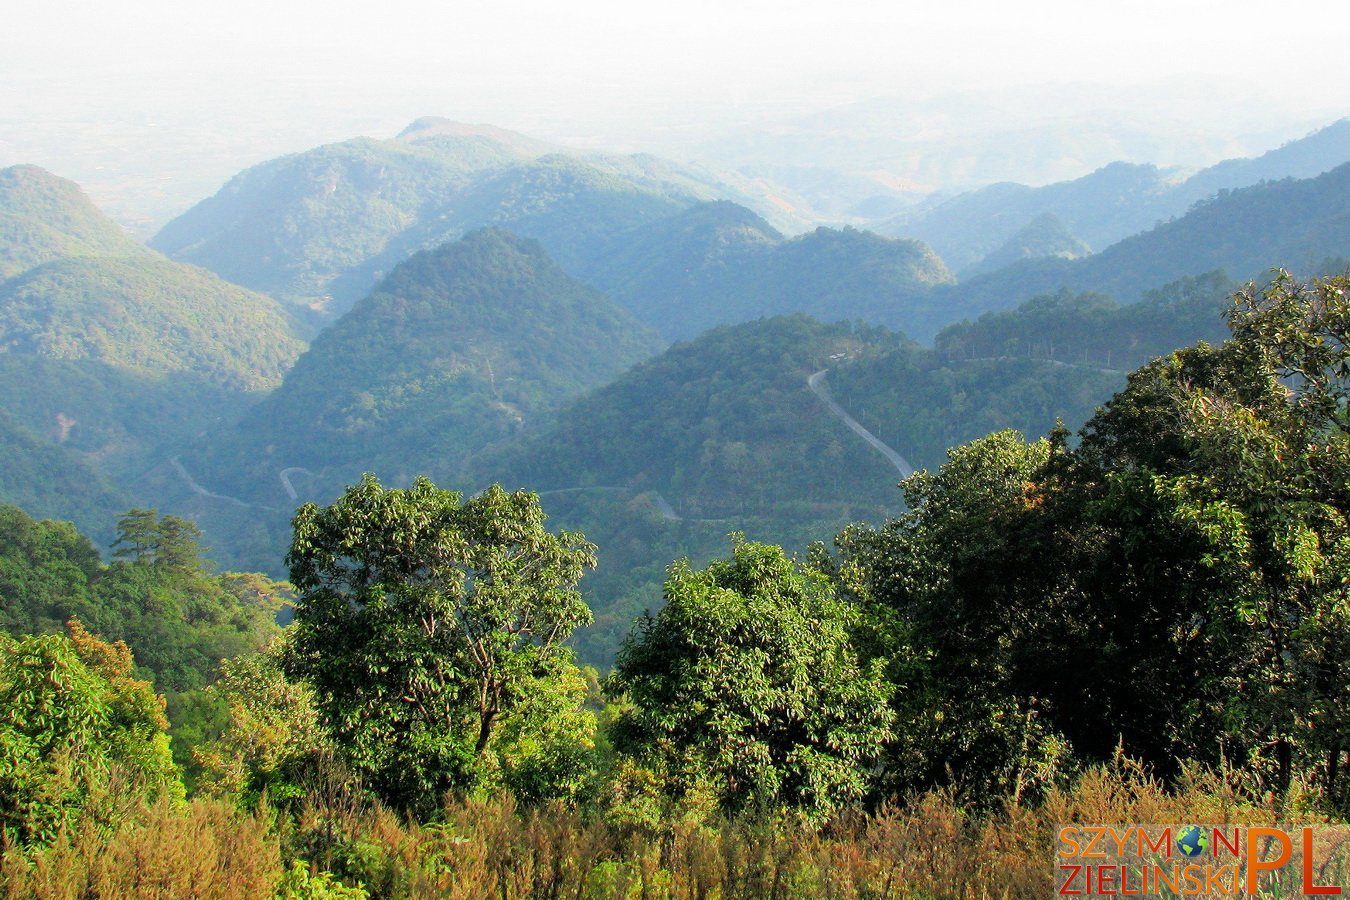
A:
0 165 149 278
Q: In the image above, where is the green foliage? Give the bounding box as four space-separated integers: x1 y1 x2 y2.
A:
0 164 151 279
834 430 1077 803
0 505 282 693
286 475 597 816
1077 271 1350 795
0 620 182 846
609 538 894 819
274 861 370 900
835 271 1350 807
197 228 662 502
193 635 331 807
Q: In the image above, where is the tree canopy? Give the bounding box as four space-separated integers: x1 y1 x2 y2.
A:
285 475 596 814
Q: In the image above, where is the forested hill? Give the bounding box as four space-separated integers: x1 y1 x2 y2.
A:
584 204 954 340
0 165 306 499
0 411 127 542
881 118 1350 275
149 123 755 322
0 165 303 391
934 272 1234 371
467 307 1157 663
0 257 304 391
193 228 664 501
150 126 549 314
468 314 907 662
920 161 1350 336
0 165 152 278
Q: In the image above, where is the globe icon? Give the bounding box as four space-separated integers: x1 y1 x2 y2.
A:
1177 826 1208 858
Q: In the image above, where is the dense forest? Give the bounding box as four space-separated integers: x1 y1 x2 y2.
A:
5 115 1350 896
3 274 1350 896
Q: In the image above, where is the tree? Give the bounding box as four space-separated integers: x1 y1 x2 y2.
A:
0 619 182 846
832 272 1350 806
193 634 330 807
111 508 205 571
832 430 1078 803
1076 272 1350 797
285 475 596 815
608 537 893 820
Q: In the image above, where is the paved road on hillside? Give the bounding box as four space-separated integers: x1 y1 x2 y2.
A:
170 456 281 512
808 369 915 479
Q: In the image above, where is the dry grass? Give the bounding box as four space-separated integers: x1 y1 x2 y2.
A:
0 759 1331 899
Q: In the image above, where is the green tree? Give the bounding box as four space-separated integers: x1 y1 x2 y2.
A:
608 538 894 820
193 634 331 807
285 474 596 815
833 430 1078 803
0 619 182 846
1077 272 1350 796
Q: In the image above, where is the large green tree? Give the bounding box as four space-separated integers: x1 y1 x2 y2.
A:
1075 272 1350 795
835 272 1350 806
608 538 893 820
285 475 596 815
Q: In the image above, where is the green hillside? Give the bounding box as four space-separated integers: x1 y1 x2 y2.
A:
194 228 664 501
0 256 303 391
469 315 907 662
150 125 740 321
927 162 1350 336
0 165 306 513
935 272 1234 372
586 204 953 340
0 412 128 542
0 165 151 279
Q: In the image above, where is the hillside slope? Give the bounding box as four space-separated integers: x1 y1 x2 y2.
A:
194 228 664 499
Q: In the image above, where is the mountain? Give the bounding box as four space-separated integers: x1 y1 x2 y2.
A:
469 315 906 662
0 165 152 278
150 123 771 323
582 202 953 340
1179 118 1350 201
963 212 1091 279
923 161 1350 336
880 119 1350 277
883 162 1180 274
0 165 305 490
193 228 663 500
0 410 128 542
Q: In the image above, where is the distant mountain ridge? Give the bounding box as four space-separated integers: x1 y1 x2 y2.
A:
583 202 953 340
907 159 1350 338
882 119 1350 275
150 121 789 324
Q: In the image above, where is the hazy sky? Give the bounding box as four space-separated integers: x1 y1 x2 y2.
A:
3 0 1349 228
7 0 1350 128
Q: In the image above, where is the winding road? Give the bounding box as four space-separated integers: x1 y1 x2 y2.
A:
808 369 915 479
169 456 281 512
